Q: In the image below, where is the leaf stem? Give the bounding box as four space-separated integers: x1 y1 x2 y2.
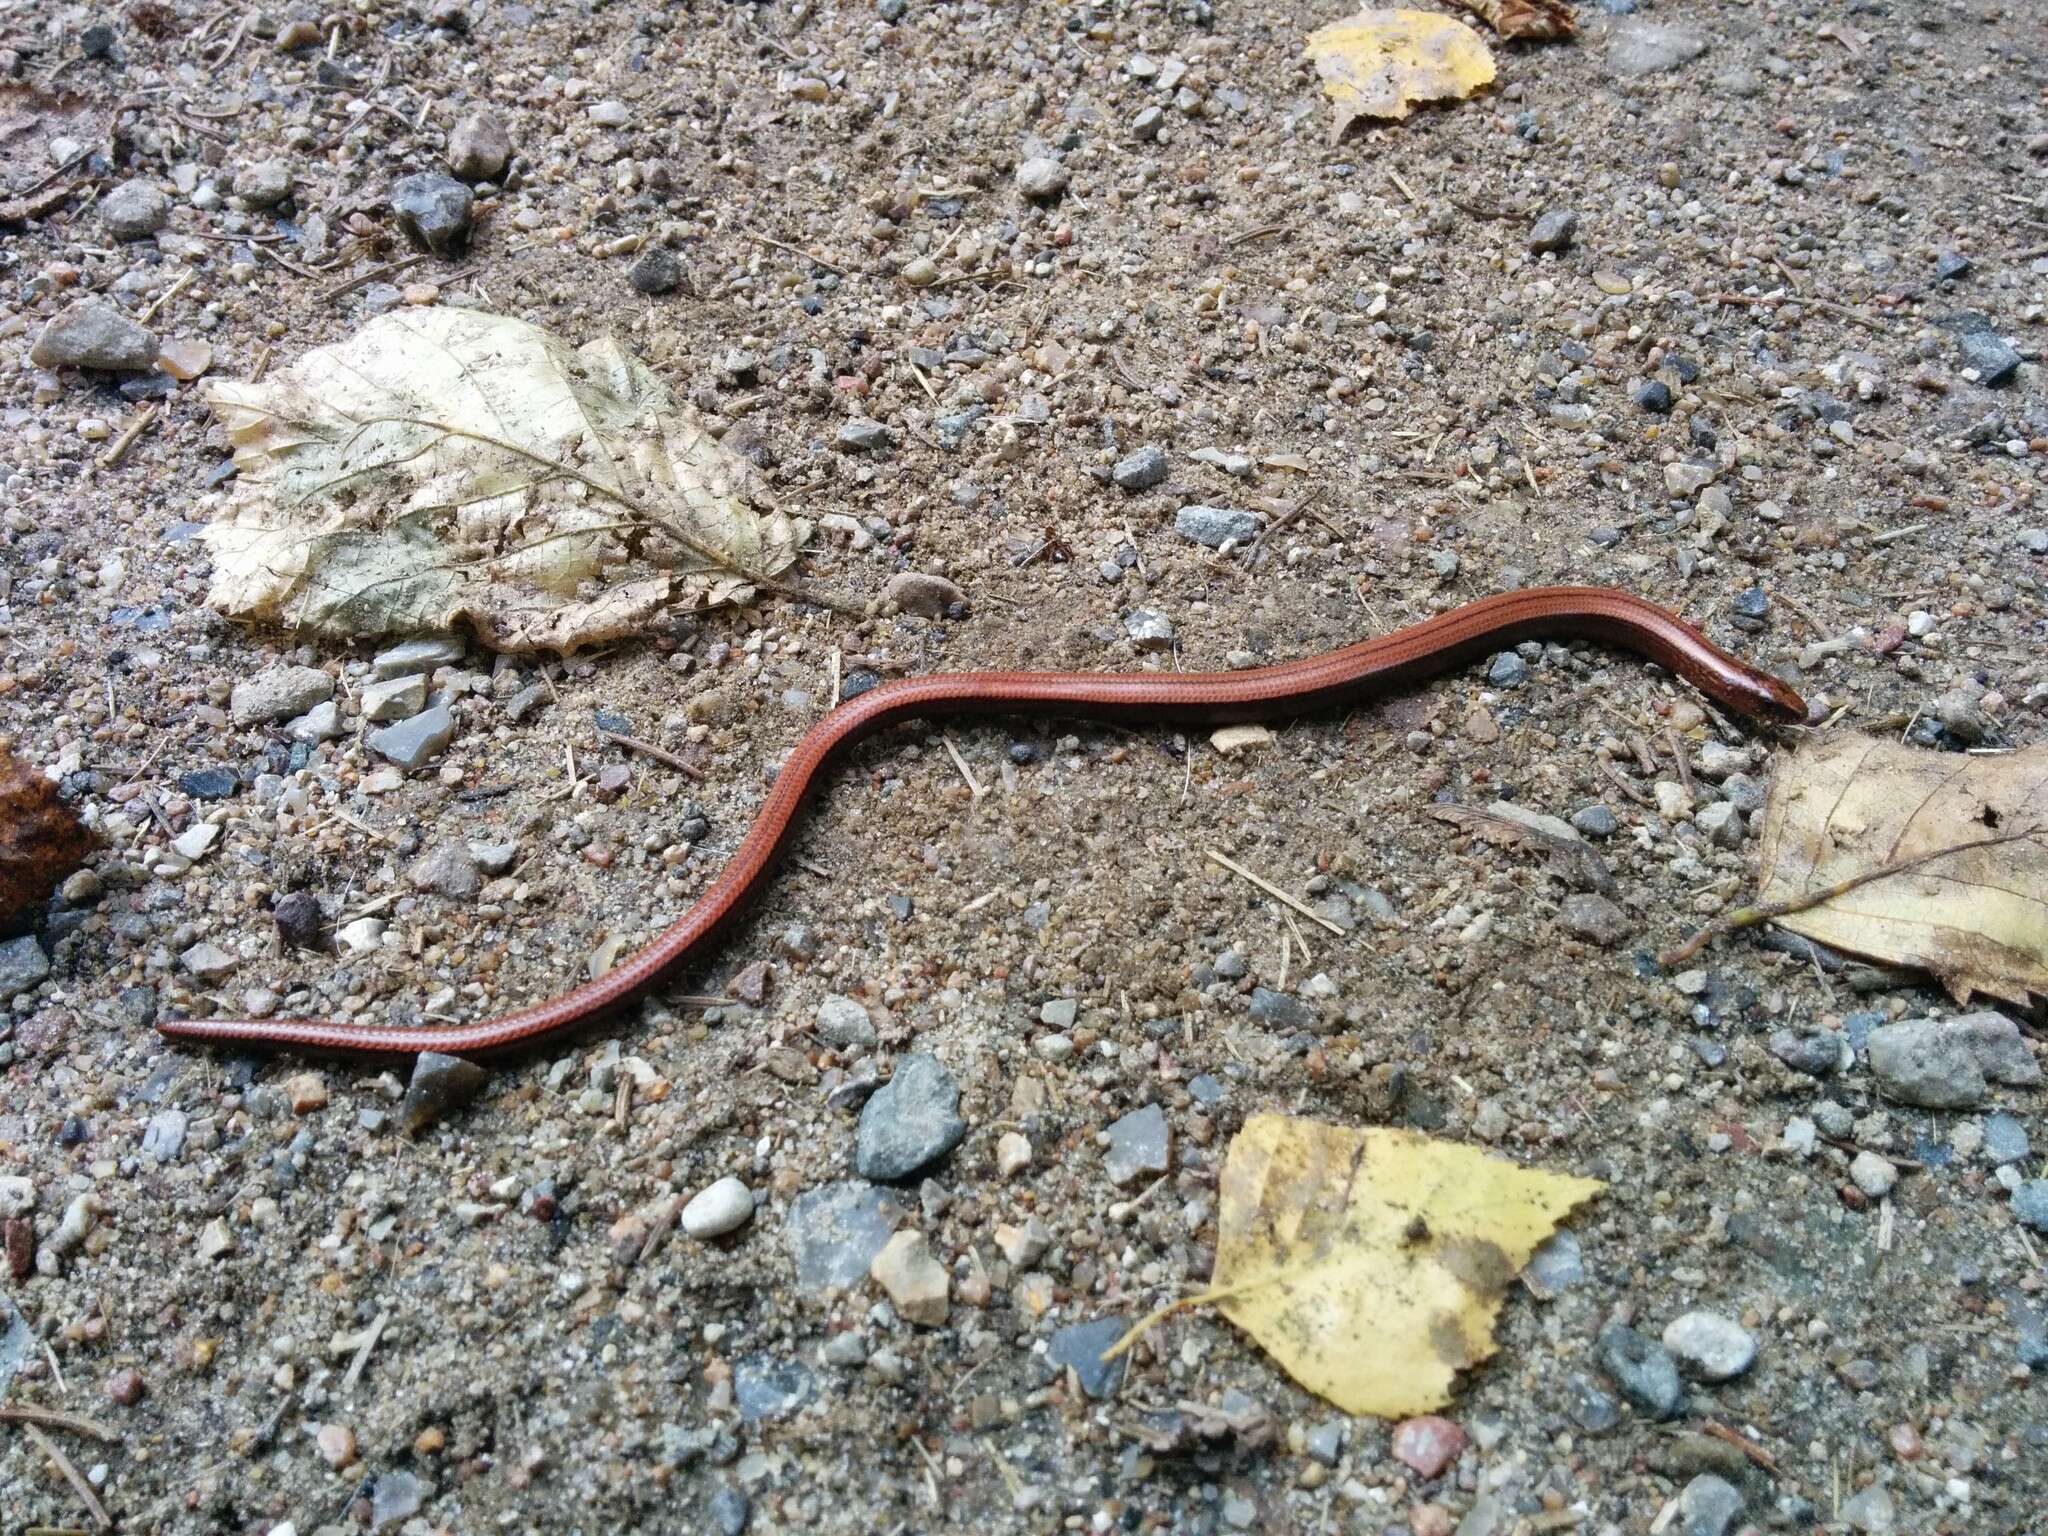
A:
1657 825 2045 967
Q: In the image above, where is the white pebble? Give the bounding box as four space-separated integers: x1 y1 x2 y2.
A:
681 1176 755 1239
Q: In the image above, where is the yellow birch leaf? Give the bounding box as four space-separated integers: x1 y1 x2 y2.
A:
1112 1116 1602 1417
1306 9 1497 139
1753 734 2048 1007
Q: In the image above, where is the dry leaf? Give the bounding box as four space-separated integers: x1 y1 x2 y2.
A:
1755 734 2048 1007
1306 9 1496 138
1446 0 1576 41
199 309 808 652
1114 1116 1601 1417
0 742 94 927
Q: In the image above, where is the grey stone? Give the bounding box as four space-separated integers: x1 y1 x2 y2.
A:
1528 209 1577 253
1124 610 1175 651
1570 804 1618 838
400 1051 490 1134
709 1487 750 1536
1770 1028 1846 1078
30 299 159 372
855 1053 966 1180
629 246 682 296
1567 1376 1620 1432
0 936 51 995
232 159 292 208
1605 19 1708 77
1015 156 1069 201
1943 312 2021 387
2012 1180 2048 1233
1175 504 1264 548
1949 1010 2040 1085
1113 445 1169 490
1521 1230 1586 1299
180 940 237 981
1248 986 1316 1032
100 179 170 240
936 405 985 449
1595 1323 1682 1418
231 664 333 726
1132 105 1165 141
733 1356 814 1423
1983 1112 2030 1166
884 570 964 617
1869 1018 1985 1108
1040 998 1079 1028
409 843 480 899
1103 1103 1170 1185
368 705 456 769
837 418 893 453
1559 893 1628 946
373 635 464 678
142 1109 188 1163
392 172 475 257
1850 1149 1897 1199
816 993 877 1051
784 1180 901 1290
1 1297 37 1401
1839 1485 1894 1534
446 110 512 181
1677 1474 1743 1536
287 701 342 742
1661 1311 1756 1381
1486 652 1528 687
1048 1317 1127 1398
362 673 427 723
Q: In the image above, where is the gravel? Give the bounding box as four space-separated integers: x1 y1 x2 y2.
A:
1595 1323 1682 1419
1661 1311 1757 1382
854 1053 967 1181
99 180 171 240
391 172 475 257
681 1176 756 1239
29 299 159 371
367 704 456 769
1174 504 1264 548
445 109 512 181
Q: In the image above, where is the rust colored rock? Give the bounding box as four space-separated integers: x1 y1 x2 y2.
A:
3 1216 30 1279
0 742 94 929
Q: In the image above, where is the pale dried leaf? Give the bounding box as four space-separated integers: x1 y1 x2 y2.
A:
199 309 802 651
1755 734 2048 1006
1306 9 1496 138
1116 1116 1601 1417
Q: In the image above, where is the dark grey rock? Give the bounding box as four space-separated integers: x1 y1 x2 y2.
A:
1595 1323 1682 1418
1248 986 1316 1032
1943 312 2021 386
628 246 682 296
709 1487 750 1536
1103 1104 1170 1185
1124 610 1175 651
784 1180 902 1291
392 172 475 257
1528 209 1578 253
1113 445 1169 490
1634 380 1674 414
1934 251 1971 283
1949 1011 2040 1086
1570 804 1618 838
1770 1028 1846 1078
410 843 481 899
179 767 239 800
2013 1180 2048 1233
1175 504 1264 548
273 890 325 951
936 405 986 449
30 299 159 372
1048 1317 1127 1398
1566 1375 1620 1432
401 1051 491 1134
1521 1230 1585 1299
0 936 52 996
234 159 293 208
1559 893 1628 946
1133 105 1165 141
1486 652 1529 687
836 418 892 452
368 705 456 769
100 179 170 240
856 1053 966 1179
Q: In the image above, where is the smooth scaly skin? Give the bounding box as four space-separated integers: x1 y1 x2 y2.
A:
157 587 1805 1060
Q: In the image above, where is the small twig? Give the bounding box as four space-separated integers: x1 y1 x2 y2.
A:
320 252 430 303
599 728 704 781
1698 1419 1779 1475
1225 224 1291 247
1657 826 2045 966
635 1193 682 1265
20 1423 110 1530
96 402 160 469
135 267 194 325
741 228 846 274
1205 849 1345 936
1871 521 1928 546
340 1309 389 1393
0 1406 116 1441
942 735 985 799
1664 729 1697 804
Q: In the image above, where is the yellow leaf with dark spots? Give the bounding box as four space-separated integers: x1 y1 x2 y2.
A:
1306 9 1496 139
